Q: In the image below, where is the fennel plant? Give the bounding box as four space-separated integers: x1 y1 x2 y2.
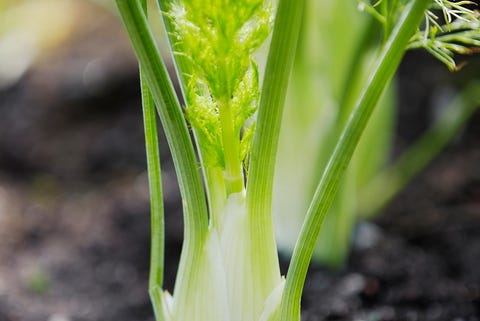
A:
114 0 479 320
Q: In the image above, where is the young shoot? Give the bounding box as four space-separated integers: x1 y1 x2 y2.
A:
114 0 479 320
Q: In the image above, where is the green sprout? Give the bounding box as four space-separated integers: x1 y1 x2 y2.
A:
114 0 479 320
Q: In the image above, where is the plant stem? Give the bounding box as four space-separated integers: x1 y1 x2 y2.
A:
141 68 166 321
218 97 244 195
115 1 209 315
137 2 165 320
245 0 305 306
278 1 431 320
204 166 226 228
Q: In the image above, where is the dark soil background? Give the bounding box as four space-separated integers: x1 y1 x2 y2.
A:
0 3 479 321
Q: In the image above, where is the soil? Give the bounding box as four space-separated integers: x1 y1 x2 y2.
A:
0 4 478 321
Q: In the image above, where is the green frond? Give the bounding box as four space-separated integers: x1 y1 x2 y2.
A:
408 0 480 70
232 62 260 134
166 0 272 185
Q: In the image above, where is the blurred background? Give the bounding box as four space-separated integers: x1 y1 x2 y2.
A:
0 1 478 321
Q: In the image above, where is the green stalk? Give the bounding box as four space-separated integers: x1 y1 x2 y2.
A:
278 1 431 320
246 0 305 298
247 0 305 206
140 0 165 321
138 2 165 320
115 0 208 313
141 69 166 321
204 167 227 228
218 97 244 195
359 81 480 217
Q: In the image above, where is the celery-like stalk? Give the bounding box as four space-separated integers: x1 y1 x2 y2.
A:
115 1 480 321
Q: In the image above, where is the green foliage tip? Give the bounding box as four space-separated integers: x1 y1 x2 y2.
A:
167 0 272 172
